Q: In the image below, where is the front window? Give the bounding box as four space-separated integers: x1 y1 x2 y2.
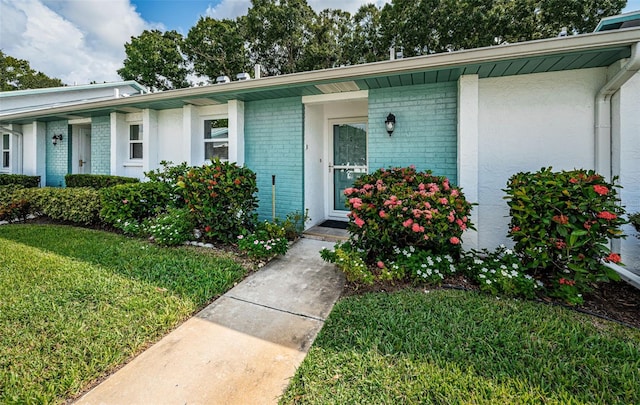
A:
129 124 143 159
204 119 228 161
2 134 9 169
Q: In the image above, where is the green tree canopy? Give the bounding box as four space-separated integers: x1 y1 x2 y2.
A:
118 30 191 91
0 50 64 91
185 17 249 82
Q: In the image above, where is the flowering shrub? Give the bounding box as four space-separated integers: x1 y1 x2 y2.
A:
461 246 540 299
505 167 626 302
344 166 473 261
177 159 258 243
148 207 195 246
237 221 288 259
389 246 457 284
144 160 191 207
320 242 376 284
100 182 171 234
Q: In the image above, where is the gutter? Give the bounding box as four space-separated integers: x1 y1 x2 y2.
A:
594 41 640 179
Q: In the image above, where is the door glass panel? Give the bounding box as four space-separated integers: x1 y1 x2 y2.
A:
332 123 367 212
333 123 366 166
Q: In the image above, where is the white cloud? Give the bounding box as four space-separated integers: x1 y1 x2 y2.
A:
0 0 149 85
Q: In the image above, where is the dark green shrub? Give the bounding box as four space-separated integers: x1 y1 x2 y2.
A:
0 199 30 222
630 212 640 233
144 160 191 207
177 159 258 243
65 174 139 189
344 166 473 262
23 187 101 224
148 207 195 246
99 182 172 234
0 174 40 187
505 167 626 304
237 220 289 259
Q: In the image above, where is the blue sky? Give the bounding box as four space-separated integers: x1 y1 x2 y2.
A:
0 0 638 85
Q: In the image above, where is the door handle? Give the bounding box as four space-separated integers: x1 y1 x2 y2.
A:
79 160 86 167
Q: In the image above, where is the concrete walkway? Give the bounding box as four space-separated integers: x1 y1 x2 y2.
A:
75 238 344 405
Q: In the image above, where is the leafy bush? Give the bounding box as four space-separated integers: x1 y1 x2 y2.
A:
461 246 540 299
144 160 191 207
390 246 457 284
99 182 172 234
630 212 640 233
344 166 473 262
0 199 30 222
320 242 376 284
65 174 139 189
23 187 101 224
275 210 309 240
177 159 258 243
148 207 195 246
0 174 40 187
505 167 626 303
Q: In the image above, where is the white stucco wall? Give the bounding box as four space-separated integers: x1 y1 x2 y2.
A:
157 109 184 164
476 67 608 248
614 72 640 274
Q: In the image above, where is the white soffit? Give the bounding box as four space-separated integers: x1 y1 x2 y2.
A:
118 107 142 113
184 98 222 106
315 81 360 94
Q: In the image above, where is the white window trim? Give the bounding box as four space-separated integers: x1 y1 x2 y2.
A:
203 116 229 164
128 123 143 161
1 133 10 172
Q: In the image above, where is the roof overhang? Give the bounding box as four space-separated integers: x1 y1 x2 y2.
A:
2 28 639 125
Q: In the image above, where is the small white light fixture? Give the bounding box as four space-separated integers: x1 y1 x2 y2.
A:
52 134 63 145
216 75 230 84
236 72 251 81
385 113 396 136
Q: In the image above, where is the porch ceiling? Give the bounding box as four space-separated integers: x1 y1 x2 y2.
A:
0 29 636 125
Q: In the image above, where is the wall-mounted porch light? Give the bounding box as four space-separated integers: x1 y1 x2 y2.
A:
52 134 63 146
385 113 396 136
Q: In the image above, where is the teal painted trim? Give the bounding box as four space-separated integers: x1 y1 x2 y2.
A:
45 120 69 187
368 81 458 183
595 10 640 32
244 97 304 221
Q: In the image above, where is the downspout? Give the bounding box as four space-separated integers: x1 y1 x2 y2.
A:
594 41 640 180
594 41 640 289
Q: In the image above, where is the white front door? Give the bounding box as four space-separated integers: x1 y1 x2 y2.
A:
72 127 91 174
328 119 368 219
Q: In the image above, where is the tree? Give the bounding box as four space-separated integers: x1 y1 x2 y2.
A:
245 0 316 75
347 4 386 64
0 51 64 91
185 17 250 82
118 30 191 91
298 9 354 71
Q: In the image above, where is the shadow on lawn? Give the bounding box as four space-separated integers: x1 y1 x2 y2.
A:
0 223 246 304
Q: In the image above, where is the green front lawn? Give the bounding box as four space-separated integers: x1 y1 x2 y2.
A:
0 224 247 403
281 290 640 404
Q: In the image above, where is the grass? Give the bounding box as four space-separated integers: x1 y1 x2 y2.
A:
280 289 640 404
0 224 247 404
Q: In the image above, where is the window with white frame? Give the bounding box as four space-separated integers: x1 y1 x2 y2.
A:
204 119 229 161
2 133 9 170
129 124 143 160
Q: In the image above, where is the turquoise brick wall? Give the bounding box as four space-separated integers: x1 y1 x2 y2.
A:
368 82 458 183
91 116 111 174
46 120 69 187
245 97 304 220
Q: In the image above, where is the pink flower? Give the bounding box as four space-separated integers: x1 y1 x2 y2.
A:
447 211 455 223
443 180 450 191
377 261 385 269
439 198 448 205
412 223 424 233
593 185 609 196
402 218 413 228
379 210 388 219
451 189 459 197
449 236 460 245
122 199 129 204
363 184 374 191
605 253 621 263
597 211 617 220
344 187 356 196
418 183 426 191
349 197 363 209
354 217 365 228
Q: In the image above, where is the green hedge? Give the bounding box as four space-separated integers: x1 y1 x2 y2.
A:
0 174 40 188
65 174 139 189
23 187 102 225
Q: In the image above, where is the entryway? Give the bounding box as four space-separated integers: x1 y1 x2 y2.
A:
71 125 91 174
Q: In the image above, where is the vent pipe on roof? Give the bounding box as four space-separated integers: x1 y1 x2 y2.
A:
114 88 120 98
389 47 395 61
254 64 261 79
